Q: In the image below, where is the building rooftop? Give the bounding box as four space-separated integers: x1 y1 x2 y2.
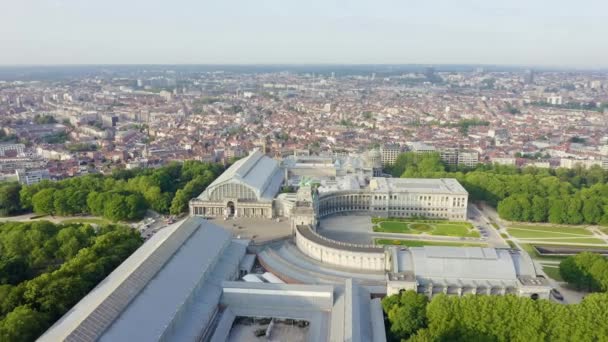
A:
39 217 248 342
396 247 538 287
198 149 283 201
370 177 468 195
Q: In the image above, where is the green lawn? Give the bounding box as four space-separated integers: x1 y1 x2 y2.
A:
60 217 112 225
376 221 416 234
375 238 487 248
508 225 593 238
507 224 607 246
373 219 479 238
542 266 564 282
516 237 607 245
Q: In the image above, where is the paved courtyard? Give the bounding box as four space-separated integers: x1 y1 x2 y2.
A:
317 214 375 245
210 216 292 243
317 212 499 247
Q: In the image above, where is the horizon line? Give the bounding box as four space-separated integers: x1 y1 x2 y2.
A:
0 63 606 72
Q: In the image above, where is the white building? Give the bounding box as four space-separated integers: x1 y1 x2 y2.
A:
192 150 469 221
560 158 608 170
440 149 479 168
380 144 402 166
0 143 25 157
16 168 50 185
546 95 563 105
386 246 549 299
316 178 468 220
190 150 284 219
408 142 436 153
36 146 72 161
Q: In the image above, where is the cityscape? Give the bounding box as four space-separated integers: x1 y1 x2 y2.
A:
2 1 608 342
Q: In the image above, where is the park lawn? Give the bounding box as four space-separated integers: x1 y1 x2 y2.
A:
508 225 593 236
433 223 479 237
516 237 607 245
60 217 112 225
375 221 417 234
374 220 479 238
375 238 487 248
542 266 564 282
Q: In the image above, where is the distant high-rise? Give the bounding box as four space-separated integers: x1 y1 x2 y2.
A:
424 67 436 80
524 69 535 84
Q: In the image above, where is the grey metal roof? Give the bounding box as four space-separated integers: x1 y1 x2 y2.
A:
398 247 523 284
99 221 246 342
37 217 204 342
198 150 283 201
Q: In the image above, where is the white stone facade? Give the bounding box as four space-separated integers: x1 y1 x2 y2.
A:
316 178 468 220
295 225 388 271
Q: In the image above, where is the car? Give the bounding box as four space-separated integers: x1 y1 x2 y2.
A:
551 289 564 301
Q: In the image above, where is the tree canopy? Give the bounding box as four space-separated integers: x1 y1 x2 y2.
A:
15 160 223 222
389 152 608 225
383 290 608 342
559 252 608 292
0 182 22 217
0 221 142 341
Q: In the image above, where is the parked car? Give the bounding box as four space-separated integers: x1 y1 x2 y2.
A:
551 289 564 301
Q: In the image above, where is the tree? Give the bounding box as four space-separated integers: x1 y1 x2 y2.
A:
31 188 57 215
125 194 147 220
565 197 584 225
582 197 603 224
0 305 48 342
0 183 21 216
103 195 129 222
530 196 548 222
559 256 588 290
0 221 142 341
548 199 567 224
559 253 608 292
382 291 428 340
497 196 522 221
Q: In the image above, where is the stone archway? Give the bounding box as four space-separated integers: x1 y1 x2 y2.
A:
226 201 236 217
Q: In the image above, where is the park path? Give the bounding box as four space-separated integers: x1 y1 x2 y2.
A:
0 213 105 224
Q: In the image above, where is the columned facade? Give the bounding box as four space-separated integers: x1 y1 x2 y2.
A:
190 198 274 219
316 190 467 220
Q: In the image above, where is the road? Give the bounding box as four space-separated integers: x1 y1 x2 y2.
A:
468 204 509 248
477 202 586 304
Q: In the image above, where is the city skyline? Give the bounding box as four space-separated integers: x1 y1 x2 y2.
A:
2 0 607 67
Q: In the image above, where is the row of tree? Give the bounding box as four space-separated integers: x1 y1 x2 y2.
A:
0 182 21 217
2 160 224 221
0 221 142 342
559 252 608 292
497 190 608 225
382 290 608 342
388 152 608 225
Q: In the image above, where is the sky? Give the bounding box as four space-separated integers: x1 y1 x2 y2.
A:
2 0 607 67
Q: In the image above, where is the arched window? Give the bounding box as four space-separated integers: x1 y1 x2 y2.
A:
209 183 257 201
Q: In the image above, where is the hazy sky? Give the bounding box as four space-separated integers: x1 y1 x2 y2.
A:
2 0 607 67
